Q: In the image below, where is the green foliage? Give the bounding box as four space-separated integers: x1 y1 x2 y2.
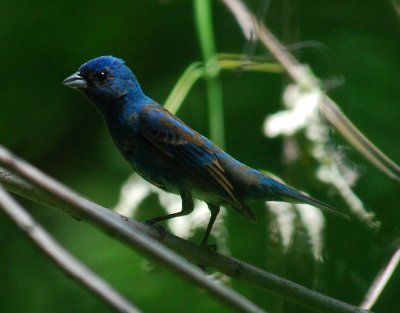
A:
0 1 399 312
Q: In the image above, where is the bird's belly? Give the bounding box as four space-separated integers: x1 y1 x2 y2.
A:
135 164 180 194
113 134 231 205
189 187 228 206
128 151 228 205
128 149 183 195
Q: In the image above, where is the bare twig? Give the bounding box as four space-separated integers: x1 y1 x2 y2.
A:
390 0 400 17
221 0 400 183
360 246 400 310
0 186 142 313
0 146 370 313
0 145 265 313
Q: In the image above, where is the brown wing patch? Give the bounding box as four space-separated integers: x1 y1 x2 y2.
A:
207 160 240 205
205 159 256 221
140 105 256 221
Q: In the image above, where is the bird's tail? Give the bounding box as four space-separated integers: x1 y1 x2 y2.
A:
263 177 349 220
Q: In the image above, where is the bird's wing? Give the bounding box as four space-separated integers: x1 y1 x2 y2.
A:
139 105 255 221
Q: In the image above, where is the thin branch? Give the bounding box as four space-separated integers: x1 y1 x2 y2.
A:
217 53 283 73
221 0 400 183
0 147 370 313
320 97 400 183
0 186 142 313
164 55 281 115
0 145 265 313
360 246 400 310
390 0 400 18
164 61 204 114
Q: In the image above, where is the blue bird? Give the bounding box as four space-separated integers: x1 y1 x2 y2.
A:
63 56 346 246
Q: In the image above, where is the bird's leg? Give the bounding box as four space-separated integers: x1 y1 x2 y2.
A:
201 204 220 249
145 190 194 236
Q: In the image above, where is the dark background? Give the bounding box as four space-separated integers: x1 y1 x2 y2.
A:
0 1 399 312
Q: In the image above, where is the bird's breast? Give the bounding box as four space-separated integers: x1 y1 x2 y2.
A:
107 122 181 193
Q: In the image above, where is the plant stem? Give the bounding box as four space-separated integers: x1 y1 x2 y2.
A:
194 0 225 148
164 62 204 114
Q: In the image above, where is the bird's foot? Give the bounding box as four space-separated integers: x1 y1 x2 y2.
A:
145 220 166 239
196 244 217 272
201 243 218 253
197 263 207 272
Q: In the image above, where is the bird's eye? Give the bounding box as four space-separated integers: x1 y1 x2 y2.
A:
95 71 107 83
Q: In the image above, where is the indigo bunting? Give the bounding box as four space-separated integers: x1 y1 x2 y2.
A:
63 56 346 246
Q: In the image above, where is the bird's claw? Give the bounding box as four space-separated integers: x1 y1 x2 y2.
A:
145 220 166 239
197 263 207 272
201 243 218 253
196 244 217 272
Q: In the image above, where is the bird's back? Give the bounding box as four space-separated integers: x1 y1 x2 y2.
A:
63 55 346 224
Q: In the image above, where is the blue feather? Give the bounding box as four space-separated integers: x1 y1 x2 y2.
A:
63 56 348 245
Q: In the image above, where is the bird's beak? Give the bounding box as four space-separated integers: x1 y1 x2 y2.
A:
62 72 87 89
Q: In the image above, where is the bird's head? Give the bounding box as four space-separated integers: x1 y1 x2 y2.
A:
63 56 143 113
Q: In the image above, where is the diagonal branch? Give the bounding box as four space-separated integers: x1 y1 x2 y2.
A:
0 186 142 313
221 0 400 183
0 145 265 313
360 246 400 310
0 145 370 313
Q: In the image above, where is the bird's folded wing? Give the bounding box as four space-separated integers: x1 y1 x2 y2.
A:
139 106 247 212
